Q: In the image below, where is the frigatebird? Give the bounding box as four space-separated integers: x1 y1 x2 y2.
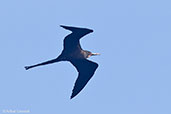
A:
25 25 100 99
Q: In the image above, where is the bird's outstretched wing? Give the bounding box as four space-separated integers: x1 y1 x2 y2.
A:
70 59 98 99
60 25 93 51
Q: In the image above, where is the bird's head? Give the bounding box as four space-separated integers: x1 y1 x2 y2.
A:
60 25 93 37
84 50 100 58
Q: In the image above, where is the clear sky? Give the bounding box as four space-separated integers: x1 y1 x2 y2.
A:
0 0 171 114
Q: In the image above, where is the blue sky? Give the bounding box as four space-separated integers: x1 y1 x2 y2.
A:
0 0 171 114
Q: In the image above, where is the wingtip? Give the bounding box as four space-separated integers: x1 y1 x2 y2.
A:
60 25 68 28
60 25 64 27
70 96 73 99
60 25 69 30
70 94 75 99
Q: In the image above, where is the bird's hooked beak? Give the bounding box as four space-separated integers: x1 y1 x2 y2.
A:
91 53 100 56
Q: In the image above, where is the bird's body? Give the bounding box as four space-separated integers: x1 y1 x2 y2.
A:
25 25 100 99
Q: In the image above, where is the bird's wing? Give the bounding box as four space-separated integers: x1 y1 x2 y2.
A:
70 59 98 99
60 25 93 51
63 33 82 51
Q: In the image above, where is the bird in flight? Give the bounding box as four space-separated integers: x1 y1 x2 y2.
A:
25 25 100 99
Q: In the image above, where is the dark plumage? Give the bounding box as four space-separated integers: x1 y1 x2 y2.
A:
25 25 100 99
